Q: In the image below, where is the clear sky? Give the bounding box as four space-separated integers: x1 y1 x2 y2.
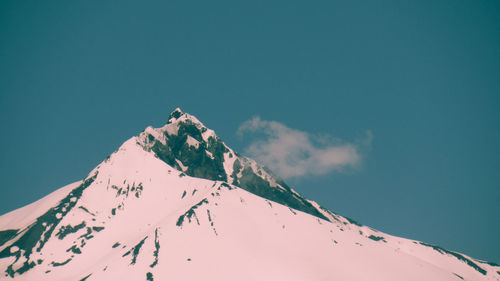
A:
1 0 499 263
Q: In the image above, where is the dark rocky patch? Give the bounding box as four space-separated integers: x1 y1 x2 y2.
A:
368 235 386 242
92 226 104 232
176 199 208 227
123 237 148 265
207 210 213 226
0 229 18 247
78 206 94 216
149 121 227 182
150 229 160 268
56 221 86 240
51 258 72 267
130 237 147 265
67 245 82 254
219 182 233 191
134 183 143 198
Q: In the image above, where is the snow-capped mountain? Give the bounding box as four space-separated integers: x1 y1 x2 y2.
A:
0 108 498 281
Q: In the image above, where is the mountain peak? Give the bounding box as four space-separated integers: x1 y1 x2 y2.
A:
168 107 184 120
163 108 210 136
136 110 336 222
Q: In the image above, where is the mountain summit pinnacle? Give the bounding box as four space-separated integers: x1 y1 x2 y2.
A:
168 107 184 120
163 107 210 133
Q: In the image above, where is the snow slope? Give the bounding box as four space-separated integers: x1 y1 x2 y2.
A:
0 109 498 281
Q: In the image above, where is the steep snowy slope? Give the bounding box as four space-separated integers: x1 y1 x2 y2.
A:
0 109 498 281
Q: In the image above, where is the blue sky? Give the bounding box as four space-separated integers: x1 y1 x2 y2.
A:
1 1 499 262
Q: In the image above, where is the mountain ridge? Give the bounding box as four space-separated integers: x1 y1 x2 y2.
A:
0 108 498 281
136 108 334 221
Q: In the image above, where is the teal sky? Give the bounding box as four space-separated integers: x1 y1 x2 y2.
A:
1 1 499 262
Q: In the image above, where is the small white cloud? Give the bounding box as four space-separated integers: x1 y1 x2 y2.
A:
238 117 369 179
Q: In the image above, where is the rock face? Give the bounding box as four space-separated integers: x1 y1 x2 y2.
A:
137 108 331 221
0 109 498 281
